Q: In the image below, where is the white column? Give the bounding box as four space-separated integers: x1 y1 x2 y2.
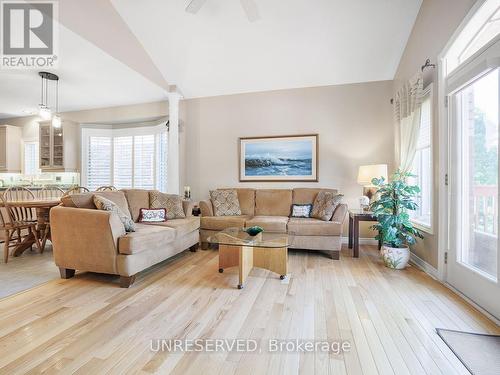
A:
167 94 181 194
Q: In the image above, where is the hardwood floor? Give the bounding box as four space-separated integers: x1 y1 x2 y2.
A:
0 245 497 374
0 245 59 299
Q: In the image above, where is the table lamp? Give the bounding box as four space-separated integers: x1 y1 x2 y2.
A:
357 164 388 210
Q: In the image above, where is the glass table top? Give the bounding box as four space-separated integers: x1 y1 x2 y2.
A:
207 227 290 248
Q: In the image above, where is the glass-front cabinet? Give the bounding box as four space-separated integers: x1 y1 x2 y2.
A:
40 124 51 167
52 126 64 168
38 120 78 172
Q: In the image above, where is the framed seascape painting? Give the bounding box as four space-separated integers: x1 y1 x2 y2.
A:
239 134 318 182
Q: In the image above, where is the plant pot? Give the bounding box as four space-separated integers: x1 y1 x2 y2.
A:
380 245 410 269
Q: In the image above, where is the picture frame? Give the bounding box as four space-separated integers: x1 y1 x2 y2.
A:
239 134 318 182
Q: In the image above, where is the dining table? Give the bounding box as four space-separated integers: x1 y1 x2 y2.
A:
7 198 61 256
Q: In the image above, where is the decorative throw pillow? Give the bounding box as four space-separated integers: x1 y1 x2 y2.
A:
93 195 136 232
311 192 343 221
291 204 313 218
138 208 167 223
210 189 242 216
149 191 186 220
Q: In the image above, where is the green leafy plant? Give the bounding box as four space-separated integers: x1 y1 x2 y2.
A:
370 169 424 248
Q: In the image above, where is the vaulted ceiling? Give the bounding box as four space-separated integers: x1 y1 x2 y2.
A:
0 0 422 119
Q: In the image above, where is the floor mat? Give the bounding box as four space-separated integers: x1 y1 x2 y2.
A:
436 328 500 375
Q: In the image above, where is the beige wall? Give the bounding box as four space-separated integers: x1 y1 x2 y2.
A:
183 81 395 237
394 0 476 267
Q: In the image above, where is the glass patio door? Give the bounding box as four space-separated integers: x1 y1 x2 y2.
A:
448 38 500 319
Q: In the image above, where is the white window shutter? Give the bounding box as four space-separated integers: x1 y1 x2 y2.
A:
84 126 168 192
87 136 112 190
113 136 133 189
134 134 155 189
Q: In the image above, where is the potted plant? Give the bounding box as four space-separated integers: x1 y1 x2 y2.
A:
369 169 423 269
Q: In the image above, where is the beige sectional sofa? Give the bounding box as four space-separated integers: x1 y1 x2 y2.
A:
200 188 348 259
50 189 200 287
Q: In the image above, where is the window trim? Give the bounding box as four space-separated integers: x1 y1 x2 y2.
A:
411 84 434 234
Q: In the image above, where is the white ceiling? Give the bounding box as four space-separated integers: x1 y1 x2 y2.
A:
0 0 422 119
112 0 423 98
0 24 167 119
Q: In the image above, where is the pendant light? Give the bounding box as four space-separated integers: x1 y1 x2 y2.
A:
38 73 51 120
52 78 61 128
38 71 60 127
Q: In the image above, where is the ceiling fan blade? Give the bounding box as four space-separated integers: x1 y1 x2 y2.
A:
185 0 207 14
240 0 260 22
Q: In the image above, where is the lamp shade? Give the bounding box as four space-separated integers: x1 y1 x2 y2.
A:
357 164 388 186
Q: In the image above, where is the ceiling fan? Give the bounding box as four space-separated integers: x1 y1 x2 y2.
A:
185 0 260 22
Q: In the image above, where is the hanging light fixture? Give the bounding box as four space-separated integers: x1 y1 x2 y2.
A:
38 71 60 126
52 78 61 128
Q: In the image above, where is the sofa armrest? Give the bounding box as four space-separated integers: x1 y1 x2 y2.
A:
50 206 126 275
199 200 214 216
182 200 195 217
331 203 348 224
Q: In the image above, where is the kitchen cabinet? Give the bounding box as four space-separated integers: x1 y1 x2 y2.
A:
39 120 79 172
0 125 22 173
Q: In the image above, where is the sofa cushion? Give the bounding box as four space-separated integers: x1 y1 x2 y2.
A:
201 215 250 231
94 195 136 232
150 191 186 219
60 193 93 209
210 189 242 216
293 188 338 205
147 216 200 237
122 189 151 222
255 189 292 216
138 208 167 222
288 217 342 236
118 224 176 255
220 188 255 216
311 192 343 221
245 216 288 233
291 204 313 218
61 191 132 218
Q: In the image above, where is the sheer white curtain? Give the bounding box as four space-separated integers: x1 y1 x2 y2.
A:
394 73 423 172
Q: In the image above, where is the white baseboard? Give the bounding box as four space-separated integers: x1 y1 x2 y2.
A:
409 252 439 280
443 282 500 325
341 237 378 245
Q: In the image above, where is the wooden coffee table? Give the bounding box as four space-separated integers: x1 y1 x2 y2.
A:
208 228 289 289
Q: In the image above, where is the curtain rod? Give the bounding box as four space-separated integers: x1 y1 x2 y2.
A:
390 59 436 104
421 58 436 71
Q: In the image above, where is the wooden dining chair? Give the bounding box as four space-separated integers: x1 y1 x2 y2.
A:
95 185 117 192
3 187 37 225
4 186 35 202
37 186 64 252
63 186 90 196
0 195 41 263
38 186 65 199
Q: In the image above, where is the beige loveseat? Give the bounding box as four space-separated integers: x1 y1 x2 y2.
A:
50 189 200 287
200 188 347 259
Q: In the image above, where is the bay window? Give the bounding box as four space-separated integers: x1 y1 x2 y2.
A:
82 123 168 191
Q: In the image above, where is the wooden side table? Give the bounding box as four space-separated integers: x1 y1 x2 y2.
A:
348 209 381 258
